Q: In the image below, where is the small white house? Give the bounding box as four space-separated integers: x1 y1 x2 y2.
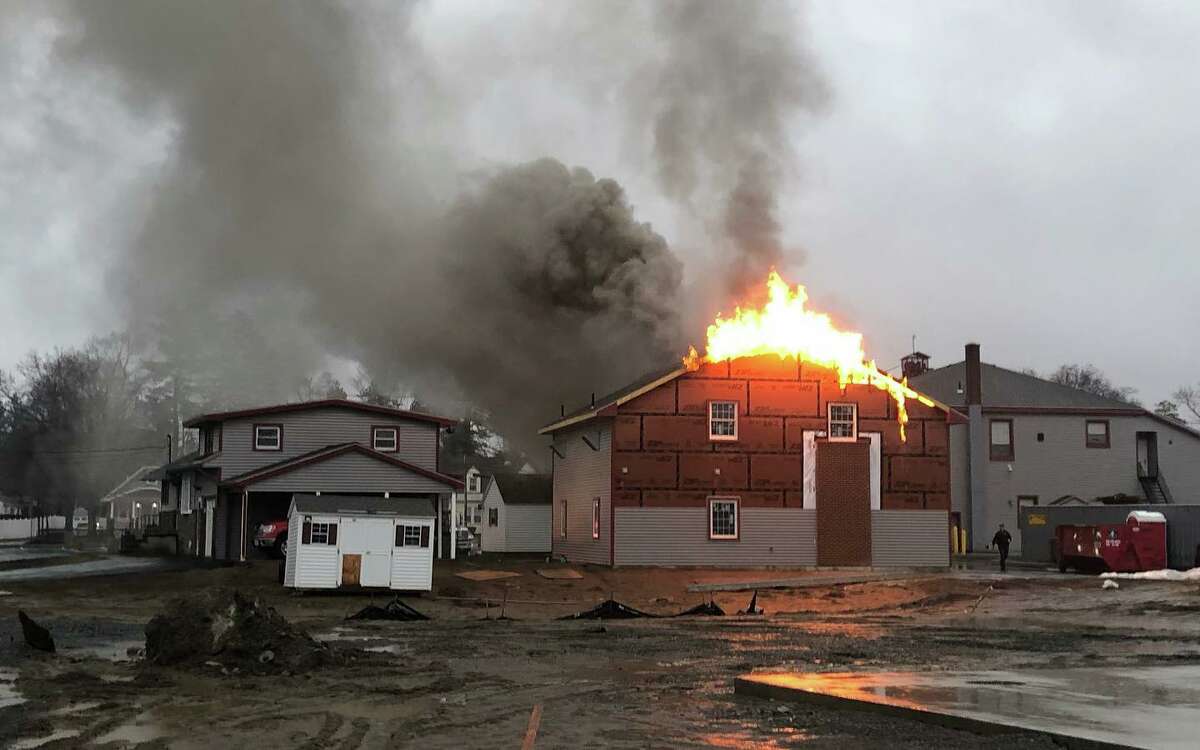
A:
480 474 552 553
283 494 435 591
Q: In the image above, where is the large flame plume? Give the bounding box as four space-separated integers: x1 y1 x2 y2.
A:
684 271 935 440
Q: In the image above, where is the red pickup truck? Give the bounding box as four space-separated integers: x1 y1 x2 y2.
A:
253 520 289 558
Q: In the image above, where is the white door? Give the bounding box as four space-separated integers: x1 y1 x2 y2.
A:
340 517 394 588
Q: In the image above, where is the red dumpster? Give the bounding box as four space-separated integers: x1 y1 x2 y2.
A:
1056 511 1166 573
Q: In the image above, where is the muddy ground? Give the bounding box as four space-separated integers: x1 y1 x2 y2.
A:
2 555 1199 748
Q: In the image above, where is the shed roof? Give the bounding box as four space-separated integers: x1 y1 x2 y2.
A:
487 473 552 505
183 398 457 428
291 494 435 517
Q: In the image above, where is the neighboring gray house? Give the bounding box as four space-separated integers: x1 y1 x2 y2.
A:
149 400 463 562
911 344 1200 553
441 454 537 541
479 473 552 553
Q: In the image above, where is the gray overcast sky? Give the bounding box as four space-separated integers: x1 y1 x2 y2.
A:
2 1 1197 409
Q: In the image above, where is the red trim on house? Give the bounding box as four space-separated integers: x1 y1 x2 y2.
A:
252 423 284 452
222 443 464 490
370 425 399 453
184 398 458 428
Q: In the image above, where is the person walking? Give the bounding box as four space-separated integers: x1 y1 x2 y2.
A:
991 524 1013 572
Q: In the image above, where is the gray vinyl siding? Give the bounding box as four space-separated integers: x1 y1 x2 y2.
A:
614 508 817 567
871 510 950 567
209 407 439 478
949 424 969 518
980 413 1200 552
504 505 551 552
551 423 612 565
1018 504 1200 569
246 451 449 494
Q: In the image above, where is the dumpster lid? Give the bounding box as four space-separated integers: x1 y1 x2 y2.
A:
1127 510 1166 524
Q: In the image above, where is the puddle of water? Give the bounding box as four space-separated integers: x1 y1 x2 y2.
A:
9 729 82 749
47 700 103 716
65 639 144 662
96 721 166 746
363 644 409 655
740 666 1200 750
0 668 24 710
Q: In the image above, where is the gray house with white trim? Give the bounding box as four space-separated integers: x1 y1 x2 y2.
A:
911 344 1200 553
149 399 463 561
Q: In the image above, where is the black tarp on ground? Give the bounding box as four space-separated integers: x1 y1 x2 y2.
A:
561 599 726 620
346 598 430 621
18 611 55 653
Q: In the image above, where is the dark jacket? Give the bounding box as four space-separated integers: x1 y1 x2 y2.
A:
992 529 1012 549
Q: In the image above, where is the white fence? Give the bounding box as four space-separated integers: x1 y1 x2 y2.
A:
0 516 66 541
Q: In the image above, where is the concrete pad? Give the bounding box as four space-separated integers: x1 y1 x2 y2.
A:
736 666 1200 750
536 568 583 580
455 570 520 582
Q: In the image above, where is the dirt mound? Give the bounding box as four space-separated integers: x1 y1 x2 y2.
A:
144 588 330 673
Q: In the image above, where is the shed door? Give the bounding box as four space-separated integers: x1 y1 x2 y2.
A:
340 517 394 588
816 440 872 566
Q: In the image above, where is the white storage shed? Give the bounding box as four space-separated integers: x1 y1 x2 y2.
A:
283 494 435 591
479 474 552 553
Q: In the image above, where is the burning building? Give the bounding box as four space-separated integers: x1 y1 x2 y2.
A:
539 272 964 567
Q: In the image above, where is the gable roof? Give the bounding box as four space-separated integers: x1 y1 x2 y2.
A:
100 465 162 502
540 363 686 434
183 399 457 428
143 450 219 481
291 494 435 517
539 360 961 435
911 360 1200 438
487 473 552 505
910 361 1140 410
221 442 464 490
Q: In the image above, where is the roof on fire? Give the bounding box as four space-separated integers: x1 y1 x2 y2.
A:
538 361 961 435
182 399 457 428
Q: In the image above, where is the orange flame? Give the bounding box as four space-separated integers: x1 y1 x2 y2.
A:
683 270 935 440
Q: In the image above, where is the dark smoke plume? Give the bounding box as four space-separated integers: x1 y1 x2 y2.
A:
629 1 828 295
27 0 823 460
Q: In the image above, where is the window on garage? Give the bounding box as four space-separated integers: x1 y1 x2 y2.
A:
372 426 398 452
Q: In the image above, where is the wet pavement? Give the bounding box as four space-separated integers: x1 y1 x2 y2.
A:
738 665 1200 749
0 546 71 565
0 555 182 582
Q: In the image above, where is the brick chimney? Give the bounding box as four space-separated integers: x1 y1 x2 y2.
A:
965 343 982 405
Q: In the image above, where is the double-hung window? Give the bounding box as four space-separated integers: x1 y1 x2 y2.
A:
395 524 430 548
372 427 398 452
990 419 1014 461
827 403 857 441
254 424 282 451
304 520 336 545
1085 420 1110 449
709 401 738 441
708 497 739 540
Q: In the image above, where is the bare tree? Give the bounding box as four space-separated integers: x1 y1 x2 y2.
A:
1154 399 1182 421
1048 364 1138 404
1174 385 1200 422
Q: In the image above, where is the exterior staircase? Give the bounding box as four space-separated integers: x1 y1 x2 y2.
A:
1138 465 1173 504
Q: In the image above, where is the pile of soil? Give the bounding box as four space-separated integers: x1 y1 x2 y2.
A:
144 588 330 673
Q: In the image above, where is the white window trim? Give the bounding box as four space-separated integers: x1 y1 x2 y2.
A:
708 400 739 442
827 402 858 442
708 496 739 540
254 425 282 451
372 427 398 452
560 498 567 538
591 497 600 540
401 525 422 546
310 522 331 545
